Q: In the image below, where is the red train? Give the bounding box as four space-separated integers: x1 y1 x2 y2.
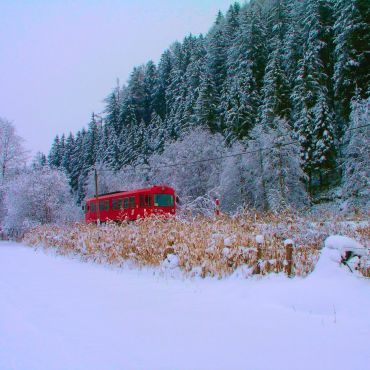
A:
84 185 176 223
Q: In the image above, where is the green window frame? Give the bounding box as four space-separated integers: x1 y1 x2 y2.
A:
123 197 129 209
91 202 97 213
99 200 109 211
130 196 136 208
112 198 123 210
140 194 151 207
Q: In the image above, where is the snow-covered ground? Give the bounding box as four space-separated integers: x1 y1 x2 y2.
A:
0 241 369 370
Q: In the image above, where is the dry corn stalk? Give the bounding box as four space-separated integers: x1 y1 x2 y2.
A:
23 212 369 278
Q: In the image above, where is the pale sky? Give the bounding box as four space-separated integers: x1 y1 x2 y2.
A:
0 0 235 157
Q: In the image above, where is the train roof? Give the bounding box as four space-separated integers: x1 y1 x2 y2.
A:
85 185 175 202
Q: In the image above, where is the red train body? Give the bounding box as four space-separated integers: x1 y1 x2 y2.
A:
84 185 176 223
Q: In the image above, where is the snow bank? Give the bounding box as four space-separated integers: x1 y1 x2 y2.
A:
0 241 369 370
325 235 366 256
312 235 368 278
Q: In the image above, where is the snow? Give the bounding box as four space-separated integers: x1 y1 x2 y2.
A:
255 234 264 244
1 241 369 370
161 253 179 269
284 238 295 246
222 247 230 257
223 237 232 247
325 235 366 256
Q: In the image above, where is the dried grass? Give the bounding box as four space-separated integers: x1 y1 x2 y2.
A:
23 211 369 278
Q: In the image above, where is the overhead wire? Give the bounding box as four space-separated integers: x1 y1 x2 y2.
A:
95 123 370 175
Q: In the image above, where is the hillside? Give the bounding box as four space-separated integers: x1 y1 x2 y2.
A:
46 0 370 209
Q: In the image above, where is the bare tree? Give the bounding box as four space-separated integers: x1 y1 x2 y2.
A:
3 166 82 235
0 117 27 182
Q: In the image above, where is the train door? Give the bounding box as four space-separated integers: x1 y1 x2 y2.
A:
129 195 138 220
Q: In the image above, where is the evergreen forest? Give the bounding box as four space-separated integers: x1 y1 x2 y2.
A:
47 0 370 211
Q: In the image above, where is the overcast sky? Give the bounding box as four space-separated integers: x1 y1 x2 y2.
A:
0 0 234 156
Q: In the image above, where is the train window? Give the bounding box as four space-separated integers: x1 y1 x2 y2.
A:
91 202 96 213
154 194 174 207
145 194 151 207
140 195 145 208
112 199 123 210
130 196 136 208
99 200 109 211
123 198 129 209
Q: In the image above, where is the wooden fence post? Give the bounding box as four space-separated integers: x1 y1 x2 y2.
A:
254 235 264 274
284 239 294 277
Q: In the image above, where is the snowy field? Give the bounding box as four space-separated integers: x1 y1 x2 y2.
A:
0 241 369 370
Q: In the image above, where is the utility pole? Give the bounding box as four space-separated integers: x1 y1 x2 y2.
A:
95 167 100 225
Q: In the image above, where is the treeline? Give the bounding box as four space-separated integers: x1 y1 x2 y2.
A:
48 0 369 204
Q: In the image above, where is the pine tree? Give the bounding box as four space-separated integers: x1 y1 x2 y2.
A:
333 0 370 122
143 60 159 124
223 3 266 140
104 82 122 134
259 44 291 128
244 119 308 212
206 11 227 96
61 132 75 179
342 95 370 209
31 152 47 170
312 92 336 187
68 129 88 202
292 0 336 191
82 114 101 169
48 135 62 168
156 49 173 119
195 70 219 132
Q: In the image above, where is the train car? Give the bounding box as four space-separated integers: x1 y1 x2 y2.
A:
84 185 176 223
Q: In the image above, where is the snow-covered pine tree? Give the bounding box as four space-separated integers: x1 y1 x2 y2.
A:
146 112 165 154
282 0 305 86
125 65 147 125
69 129 88 202
342 96 370 209
31 152 47 170
156 49 173 119
117 104 138 168
61 133 75 176
333 0 370 122
223 3 266 141
244 119 308 212
143 60 159 124
292 0 336 192
82 114 101 170
259 43 291 128
312 92 336 187
48 135 62 168
102 123 120 170
195 69 219 132
206 11 227 99
258 0 291 128
104 82 122 134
